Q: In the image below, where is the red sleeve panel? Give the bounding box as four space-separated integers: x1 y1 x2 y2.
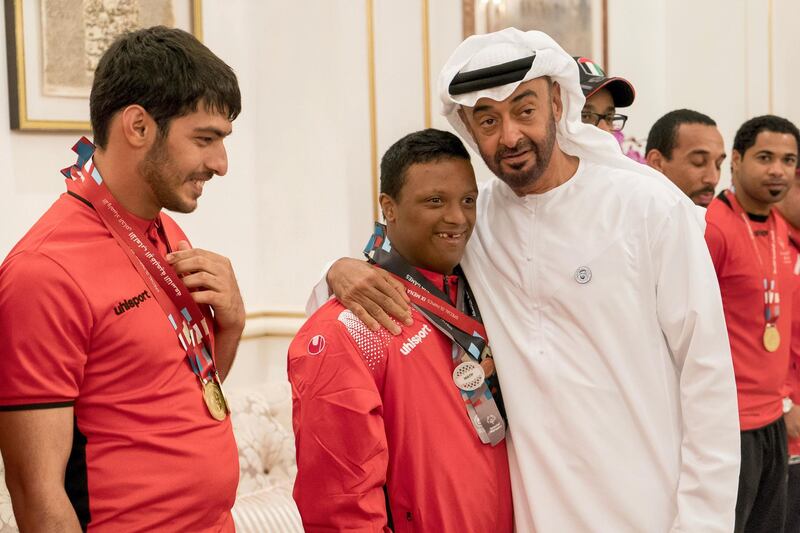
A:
0 251 92 408
288 302 392 532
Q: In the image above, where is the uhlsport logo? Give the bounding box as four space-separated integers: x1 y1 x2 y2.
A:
307 335 326 356
399 324 432 356
113 290 151 316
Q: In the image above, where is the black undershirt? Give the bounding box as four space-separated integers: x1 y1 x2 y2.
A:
717 190 769 222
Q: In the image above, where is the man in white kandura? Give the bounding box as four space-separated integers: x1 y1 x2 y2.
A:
318 28 740 532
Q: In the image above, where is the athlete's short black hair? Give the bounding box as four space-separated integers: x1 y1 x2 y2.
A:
645 109 717 159
733 115 800 156
90 26 241 149
380 129 471 199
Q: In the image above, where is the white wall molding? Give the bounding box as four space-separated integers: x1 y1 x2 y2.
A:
241 310 305 341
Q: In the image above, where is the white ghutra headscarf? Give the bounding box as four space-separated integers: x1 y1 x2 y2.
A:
438 27 666 181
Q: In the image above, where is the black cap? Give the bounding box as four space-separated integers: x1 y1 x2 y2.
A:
574 56 635 108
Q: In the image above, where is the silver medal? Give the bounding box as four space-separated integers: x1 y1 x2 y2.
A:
453 360 486 391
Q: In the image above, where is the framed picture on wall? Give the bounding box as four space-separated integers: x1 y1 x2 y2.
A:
462 0 608 70
4 0 203 131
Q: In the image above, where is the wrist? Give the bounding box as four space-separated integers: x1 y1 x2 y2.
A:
327 258 348 284
215 314 245 334
784 397 794 414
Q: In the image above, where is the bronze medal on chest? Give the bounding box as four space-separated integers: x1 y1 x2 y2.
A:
203 381 228 421
763 324 781 353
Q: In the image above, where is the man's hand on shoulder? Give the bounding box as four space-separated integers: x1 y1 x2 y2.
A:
327 258 412 335
166 241 245 334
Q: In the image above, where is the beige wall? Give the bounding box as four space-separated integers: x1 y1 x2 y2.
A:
1 0 797 389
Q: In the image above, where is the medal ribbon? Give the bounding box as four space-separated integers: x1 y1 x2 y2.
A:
364 223 506 445
397 277 487 340
725 190 782 325
61 138 224 394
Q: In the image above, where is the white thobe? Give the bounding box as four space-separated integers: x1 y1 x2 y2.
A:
462 159 739 532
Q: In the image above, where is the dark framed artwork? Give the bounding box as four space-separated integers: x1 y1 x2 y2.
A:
463 0 608 70
4 0 203 131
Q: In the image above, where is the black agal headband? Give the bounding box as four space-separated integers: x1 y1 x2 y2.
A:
448 54 536 96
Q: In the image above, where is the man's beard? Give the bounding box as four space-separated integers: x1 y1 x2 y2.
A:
481 116 557 192
138 136 200 214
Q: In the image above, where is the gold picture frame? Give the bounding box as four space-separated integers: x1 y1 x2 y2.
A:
462 0 608 70
4 0 203 131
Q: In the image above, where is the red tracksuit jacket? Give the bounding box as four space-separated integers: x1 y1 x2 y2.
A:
288 270 513 532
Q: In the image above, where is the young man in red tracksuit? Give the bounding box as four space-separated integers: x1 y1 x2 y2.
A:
705 115 800 533
288 129 513 532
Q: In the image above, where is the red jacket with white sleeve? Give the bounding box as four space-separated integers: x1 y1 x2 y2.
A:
288 269 513 532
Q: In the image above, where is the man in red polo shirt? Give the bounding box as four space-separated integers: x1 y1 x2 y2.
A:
706 115 800 533
289 129 513 531
0 27 245 531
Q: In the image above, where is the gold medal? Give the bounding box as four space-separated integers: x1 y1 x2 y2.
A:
763 324 781 352
215 371 231 414
203 381 228 421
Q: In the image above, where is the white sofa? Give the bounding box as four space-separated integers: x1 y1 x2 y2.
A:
0 382 302 532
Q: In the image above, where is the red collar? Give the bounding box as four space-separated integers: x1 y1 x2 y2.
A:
415 266 459 304
66 178 162 241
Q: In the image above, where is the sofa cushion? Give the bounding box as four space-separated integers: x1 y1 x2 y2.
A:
228 381 297 495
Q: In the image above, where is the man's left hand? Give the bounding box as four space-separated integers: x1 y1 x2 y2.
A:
166 241 245 333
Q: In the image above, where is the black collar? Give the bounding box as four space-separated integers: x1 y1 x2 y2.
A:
718 191 769 222
67 190 92 208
